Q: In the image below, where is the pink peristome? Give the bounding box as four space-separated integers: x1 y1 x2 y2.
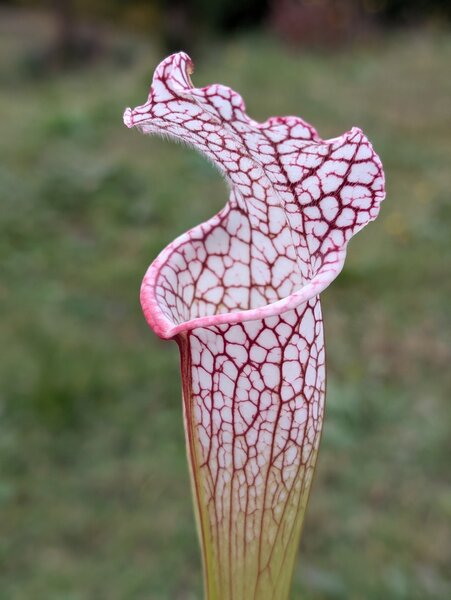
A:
124 52 385 599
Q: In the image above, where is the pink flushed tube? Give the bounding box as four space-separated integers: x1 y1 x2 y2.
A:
124 53 385 599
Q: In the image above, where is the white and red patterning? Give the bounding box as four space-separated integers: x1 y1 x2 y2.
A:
124 52 385 599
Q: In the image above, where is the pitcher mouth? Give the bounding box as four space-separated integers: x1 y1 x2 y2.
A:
140 211 347 340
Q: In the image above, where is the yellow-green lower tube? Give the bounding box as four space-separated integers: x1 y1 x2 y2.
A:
177 301 325 599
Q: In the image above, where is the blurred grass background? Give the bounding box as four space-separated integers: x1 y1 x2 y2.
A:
0 2 451 599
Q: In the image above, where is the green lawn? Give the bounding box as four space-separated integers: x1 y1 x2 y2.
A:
1 13 450 599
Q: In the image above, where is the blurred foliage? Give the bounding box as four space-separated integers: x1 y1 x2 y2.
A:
1 6 451 600
4 0 451 27
1 0 451 62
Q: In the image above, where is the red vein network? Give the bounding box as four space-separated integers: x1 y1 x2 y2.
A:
124 52 385 599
